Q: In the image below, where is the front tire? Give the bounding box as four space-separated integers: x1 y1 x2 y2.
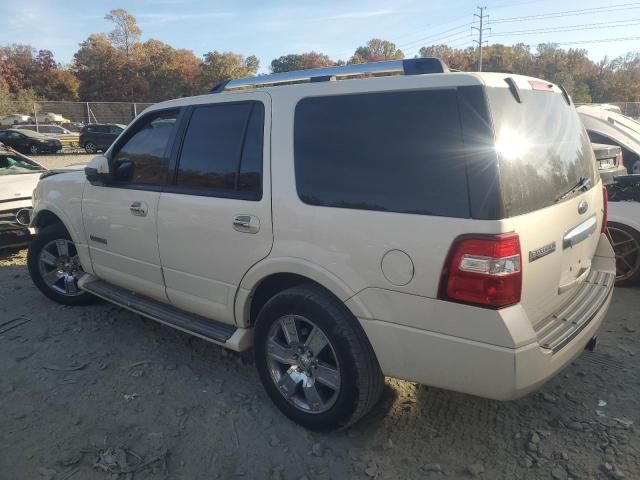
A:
254 284 383 431
27 223 95 305
29 144 39 155
84 142 97 154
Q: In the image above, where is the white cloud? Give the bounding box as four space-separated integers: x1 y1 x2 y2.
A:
136 11 236 25
322 10 395 20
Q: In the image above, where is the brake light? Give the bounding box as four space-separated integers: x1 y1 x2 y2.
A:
528 80 554 92
602 186 608 233
439 233 522 309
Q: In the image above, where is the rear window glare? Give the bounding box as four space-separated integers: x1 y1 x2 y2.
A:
294 89 470 218
486 87 596 217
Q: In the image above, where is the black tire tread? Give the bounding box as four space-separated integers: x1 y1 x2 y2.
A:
27 223 95 306
255 283 383 430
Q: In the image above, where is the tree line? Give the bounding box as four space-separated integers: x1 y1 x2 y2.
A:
1 8 639 111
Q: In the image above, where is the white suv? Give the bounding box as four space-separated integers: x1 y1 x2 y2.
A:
27 59 616 430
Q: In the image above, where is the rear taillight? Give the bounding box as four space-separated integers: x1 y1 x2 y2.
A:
602 186 608 233
439 233 522 309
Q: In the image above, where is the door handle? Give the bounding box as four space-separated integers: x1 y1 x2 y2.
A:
233 214 260 234
130 201 148 217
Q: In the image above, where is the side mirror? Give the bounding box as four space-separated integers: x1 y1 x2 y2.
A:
84 155 112 184
114 159 134 181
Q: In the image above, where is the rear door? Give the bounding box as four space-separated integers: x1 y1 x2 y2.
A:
487 82 605 325
157 93 272 325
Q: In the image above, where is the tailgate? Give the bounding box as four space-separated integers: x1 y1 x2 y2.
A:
509 186 605 325
486 78 604 326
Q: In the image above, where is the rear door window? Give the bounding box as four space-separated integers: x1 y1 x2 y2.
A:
486 88 596 217
173 101 264 200
294 90 469 217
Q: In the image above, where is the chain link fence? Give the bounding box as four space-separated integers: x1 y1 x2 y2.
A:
0 101 154 131
578 102 640 119
1 99 638 133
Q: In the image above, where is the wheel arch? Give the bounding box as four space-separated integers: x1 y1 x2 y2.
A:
31 209 65 231
31 206 79 240
235 257 372 327
30 205 95 275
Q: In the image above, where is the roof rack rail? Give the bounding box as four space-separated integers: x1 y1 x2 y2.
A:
209 58 449 93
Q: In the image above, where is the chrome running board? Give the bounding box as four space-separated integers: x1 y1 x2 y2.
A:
79 276 252 351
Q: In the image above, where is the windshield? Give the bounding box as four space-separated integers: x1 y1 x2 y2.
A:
487 87 596 217
0 153 46 175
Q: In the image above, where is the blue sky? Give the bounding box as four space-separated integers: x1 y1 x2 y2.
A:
2 0 639 72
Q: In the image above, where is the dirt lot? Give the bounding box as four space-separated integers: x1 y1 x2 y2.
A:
0 247 638 480
36 153 95 171
3 152 640 478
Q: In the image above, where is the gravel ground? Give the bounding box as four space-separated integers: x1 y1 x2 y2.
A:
0 248 638 479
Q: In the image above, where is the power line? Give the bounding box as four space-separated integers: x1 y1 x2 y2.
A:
489 2 640 24
489 18 640 37
398 22 473 49
553 35 640 46
405 34 474 56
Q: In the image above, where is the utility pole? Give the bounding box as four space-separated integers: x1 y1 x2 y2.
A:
472 6 489 72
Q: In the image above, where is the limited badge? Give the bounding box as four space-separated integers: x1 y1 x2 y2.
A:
529 242 556 262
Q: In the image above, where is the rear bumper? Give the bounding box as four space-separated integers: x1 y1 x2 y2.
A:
359 288 612 400
356 235 616 400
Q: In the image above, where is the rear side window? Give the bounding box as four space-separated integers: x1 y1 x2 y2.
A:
294 90 469 217
487 88 596 217
175 101 264 199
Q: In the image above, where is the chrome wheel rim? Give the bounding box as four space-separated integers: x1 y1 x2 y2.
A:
29 145 38 154
85 143 96 153
607 226 640 282
266 315 341 414
38 239 84 296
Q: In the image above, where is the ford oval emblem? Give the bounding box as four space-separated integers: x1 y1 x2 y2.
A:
577 200 588 215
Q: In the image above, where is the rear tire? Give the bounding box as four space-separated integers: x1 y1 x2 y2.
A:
84 142 97 154
29 144 39 155
254 284 383 431
607 221 640 286
27 223 95 305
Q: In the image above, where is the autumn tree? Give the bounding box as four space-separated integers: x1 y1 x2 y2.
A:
131 40 203 101
349 39 404 64
105 9 141 59
73 33 127 101
419 45 474 71
270 51 335 73
197 51 259 90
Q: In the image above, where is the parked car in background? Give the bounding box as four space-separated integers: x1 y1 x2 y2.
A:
16 124 80 148
0 129 62 154
61 122 85 133
606 175 640 286
591 103 622 114
26 60 615 430
79 123 125 153
34 112 68 124
0 145 47 248
592 143 626 185
0 114 33 126
578 105 640 174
